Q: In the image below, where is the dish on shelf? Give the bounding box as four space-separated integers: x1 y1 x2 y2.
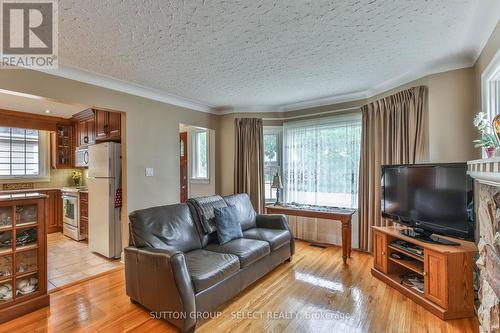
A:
0 282 12 300
16 277 37 295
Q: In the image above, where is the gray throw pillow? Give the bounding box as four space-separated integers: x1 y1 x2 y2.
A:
214 205 243 245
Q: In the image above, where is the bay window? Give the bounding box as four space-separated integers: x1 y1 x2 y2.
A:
265 113 362 208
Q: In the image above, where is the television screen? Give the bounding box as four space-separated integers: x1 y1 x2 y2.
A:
381 163 474 240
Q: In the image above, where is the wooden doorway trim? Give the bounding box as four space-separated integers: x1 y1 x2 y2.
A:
179 131 188 203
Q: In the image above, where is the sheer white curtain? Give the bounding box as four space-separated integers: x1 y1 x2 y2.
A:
282 113 362 208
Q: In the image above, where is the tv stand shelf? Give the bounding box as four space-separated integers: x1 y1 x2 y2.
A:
388 256 423 275
371 226 477 320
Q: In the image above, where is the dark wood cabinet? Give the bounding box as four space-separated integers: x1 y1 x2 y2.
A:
50 125 73 169
40 190 62 234
95 110 107 141
73 109 96 148
95 110 121 142
79 192 88 239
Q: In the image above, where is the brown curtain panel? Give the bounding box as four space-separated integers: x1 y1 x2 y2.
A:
358 86 428 252
234 118 265 213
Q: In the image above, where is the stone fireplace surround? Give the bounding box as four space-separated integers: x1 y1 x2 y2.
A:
468 158 500 333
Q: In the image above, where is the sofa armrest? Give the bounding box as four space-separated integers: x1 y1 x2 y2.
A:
256 214 295 255
125 247 196 332
256 214 288 230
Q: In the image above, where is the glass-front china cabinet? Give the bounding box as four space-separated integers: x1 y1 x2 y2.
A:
0 194 49 323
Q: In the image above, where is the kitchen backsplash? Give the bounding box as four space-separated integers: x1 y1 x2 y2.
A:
0 168 88 190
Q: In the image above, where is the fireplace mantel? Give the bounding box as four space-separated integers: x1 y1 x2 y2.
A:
468 157 500 333
467 157 500 186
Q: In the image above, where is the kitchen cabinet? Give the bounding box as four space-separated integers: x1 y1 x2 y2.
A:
50 125 73 169
40 190 63 234
79 192 88 239
73 109 96 148
95 110 121 142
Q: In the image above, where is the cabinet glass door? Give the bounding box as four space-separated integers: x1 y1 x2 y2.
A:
16 250 37 274
15 228 37 250
0 207 12 229
0 231 12 254
15 205 37 227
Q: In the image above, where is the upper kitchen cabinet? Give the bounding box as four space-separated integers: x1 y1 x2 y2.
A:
72 109 96 148
50 124 73 169
95 110 121 142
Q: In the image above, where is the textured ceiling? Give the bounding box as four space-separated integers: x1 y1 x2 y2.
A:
56 0 494 111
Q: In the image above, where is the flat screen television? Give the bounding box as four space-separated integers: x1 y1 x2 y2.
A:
381 163 474 245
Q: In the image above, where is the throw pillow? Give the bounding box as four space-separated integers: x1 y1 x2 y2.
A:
214 205 243 245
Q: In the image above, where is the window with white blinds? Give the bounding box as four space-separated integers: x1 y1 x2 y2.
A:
0 127 41 177
282 113 362 208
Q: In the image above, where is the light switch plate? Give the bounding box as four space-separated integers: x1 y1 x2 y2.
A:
145 167 154 177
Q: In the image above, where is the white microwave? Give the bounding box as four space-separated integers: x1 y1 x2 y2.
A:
75 147 89 167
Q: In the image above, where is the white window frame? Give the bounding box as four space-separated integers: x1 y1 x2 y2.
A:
0 128 50 182
482 48 500 121
191 128 209 183
263 126 283 203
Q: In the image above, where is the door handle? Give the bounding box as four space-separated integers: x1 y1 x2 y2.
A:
84 151 89 164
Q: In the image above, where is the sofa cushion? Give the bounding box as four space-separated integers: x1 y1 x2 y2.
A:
205 238 270 268
184 249 240 293
214 206 243 244
223 194 257 231
242 228 291 251
187 195 228 234
128 204 202 253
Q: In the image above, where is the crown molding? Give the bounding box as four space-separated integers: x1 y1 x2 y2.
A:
275 55 474 113
38 65 215 113
277 90 368 112
38 55 474 116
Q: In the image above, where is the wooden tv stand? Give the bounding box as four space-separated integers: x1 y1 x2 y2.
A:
371 226 477 320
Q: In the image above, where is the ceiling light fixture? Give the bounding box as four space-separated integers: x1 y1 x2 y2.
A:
45 110 50 113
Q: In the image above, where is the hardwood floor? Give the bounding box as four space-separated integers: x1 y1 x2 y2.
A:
0 241 478 333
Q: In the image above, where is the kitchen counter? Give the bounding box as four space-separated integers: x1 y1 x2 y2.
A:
0 187 87 194
0 187 61 194
0 192 48 201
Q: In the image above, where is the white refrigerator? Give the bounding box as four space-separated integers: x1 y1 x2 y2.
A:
88 142 122 259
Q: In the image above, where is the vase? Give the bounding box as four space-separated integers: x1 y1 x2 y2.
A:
73 179 81 187
486 147 496 158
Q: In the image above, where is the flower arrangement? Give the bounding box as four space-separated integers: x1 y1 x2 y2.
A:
473 112 500 157
71 170 82 187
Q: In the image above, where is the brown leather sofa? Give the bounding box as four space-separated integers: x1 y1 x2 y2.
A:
125 193 295 333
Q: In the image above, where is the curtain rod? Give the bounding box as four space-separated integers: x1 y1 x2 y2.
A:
262 106 361 121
